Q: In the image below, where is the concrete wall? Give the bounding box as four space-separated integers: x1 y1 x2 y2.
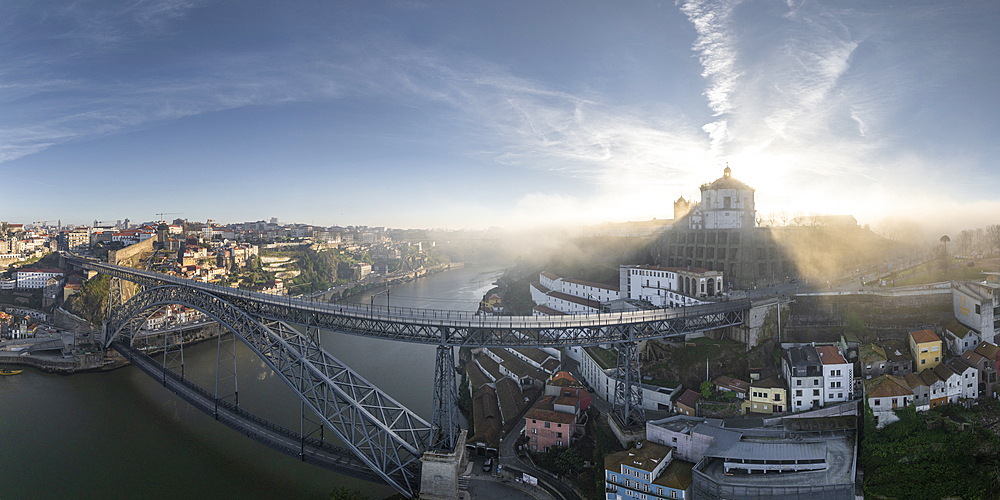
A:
109 237 155 266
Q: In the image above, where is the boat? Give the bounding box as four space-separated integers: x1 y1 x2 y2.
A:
0 369 23 375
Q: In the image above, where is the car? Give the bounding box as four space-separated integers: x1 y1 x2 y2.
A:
483 458 492 472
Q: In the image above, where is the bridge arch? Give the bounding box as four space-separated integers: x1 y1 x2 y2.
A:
106 285 430 498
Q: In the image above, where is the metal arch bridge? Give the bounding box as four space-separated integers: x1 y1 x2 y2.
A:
69 256 750 498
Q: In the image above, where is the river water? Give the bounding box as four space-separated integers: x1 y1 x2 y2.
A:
0 263 504 500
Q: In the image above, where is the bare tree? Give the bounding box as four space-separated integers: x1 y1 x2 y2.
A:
958 229 973 256
778 211 789 227
987 224 1000 256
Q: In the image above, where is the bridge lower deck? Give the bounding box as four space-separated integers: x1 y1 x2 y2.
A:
112 340 389 484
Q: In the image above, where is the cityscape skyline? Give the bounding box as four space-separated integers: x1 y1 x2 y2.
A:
2 1 999 232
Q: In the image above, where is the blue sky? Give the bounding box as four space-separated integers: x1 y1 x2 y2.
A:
2 0 999 232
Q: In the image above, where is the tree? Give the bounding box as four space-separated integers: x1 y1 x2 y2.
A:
987 224 1000 256
700 380 714 398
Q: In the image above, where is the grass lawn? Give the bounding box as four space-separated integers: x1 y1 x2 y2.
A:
888 260 994 287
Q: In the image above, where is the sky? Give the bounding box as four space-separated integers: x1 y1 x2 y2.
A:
2 0 999 232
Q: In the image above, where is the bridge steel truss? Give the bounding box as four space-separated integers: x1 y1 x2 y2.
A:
78 259 750 348
105 285 431 498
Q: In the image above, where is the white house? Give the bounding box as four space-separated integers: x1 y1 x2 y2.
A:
947 358 979 400
943 320 980 356
817 345 853 404
864 375 914 428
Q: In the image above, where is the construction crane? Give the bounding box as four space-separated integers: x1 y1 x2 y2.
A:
156 212 183 223
33 220 49 227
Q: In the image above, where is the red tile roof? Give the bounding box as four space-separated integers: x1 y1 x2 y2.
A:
816 345 847 365
910 330 941 344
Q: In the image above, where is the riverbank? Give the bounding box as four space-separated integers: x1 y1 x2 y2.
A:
311 261 468 302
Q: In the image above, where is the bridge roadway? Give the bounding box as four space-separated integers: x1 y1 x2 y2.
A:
71 256 751 347
112 339 388 484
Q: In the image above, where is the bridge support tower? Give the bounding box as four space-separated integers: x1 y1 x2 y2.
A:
612 326 644 429
419 429 467 500
429 344 461 451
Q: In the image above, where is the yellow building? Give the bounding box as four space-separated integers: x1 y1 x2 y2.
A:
740 375 787 414
909 330 943 371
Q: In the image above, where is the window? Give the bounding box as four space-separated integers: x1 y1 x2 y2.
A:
557 432 563 438
838 393 843 398
935 357 939 362
976 304 981 314
545 422 550 428
557 423 562 428
797 380 802 386
922 348 928 353
814 380 819 386
532 428 537 434
931 346 938 352
922 359 926 365
557 440 563 447
813 389 820 396
796 390 802 397
874 399 880 406
773 393 781 401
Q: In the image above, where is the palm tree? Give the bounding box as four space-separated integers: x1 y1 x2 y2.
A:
940 235 951 272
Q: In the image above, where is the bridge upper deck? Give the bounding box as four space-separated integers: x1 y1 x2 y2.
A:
71 256 749 347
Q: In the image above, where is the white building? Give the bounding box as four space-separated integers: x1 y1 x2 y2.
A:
817 345 853 403
953 280 999 344
943 320 982 356
532 271 618 315
619 265 723 303
864 375 914 428
14 268 65 289
781 345 825 412
685 166 756 230
947 358 979 400
577 345 681 411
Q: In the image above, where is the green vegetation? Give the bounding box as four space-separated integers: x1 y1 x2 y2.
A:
585 346 617 370
861 401 1000 499
327 486 370 500
886 257 994 287
66 274 111 325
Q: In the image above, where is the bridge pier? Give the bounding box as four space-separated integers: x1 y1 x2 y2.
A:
612 328 644 429
429 344 460 451
419 429 467 500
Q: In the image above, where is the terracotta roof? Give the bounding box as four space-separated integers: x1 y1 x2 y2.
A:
713 375 749 393
751 375 785 389
466 363 491 390
554 396 580 408
816 345 848 365
540 271 561 281
525 406 577 425
864 375 913 399
561 277 620 292
676 389 701 409
859 344 887 365
530 282 551 294
918 369 942 386
974 341 1000 360
910 330 941 345
962 349 988 365
932 363 958 381
945 320 975 339
904 372 925 389
547 290 602 309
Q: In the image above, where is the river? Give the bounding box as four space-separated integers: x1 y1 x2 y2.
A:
0 263 505 500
